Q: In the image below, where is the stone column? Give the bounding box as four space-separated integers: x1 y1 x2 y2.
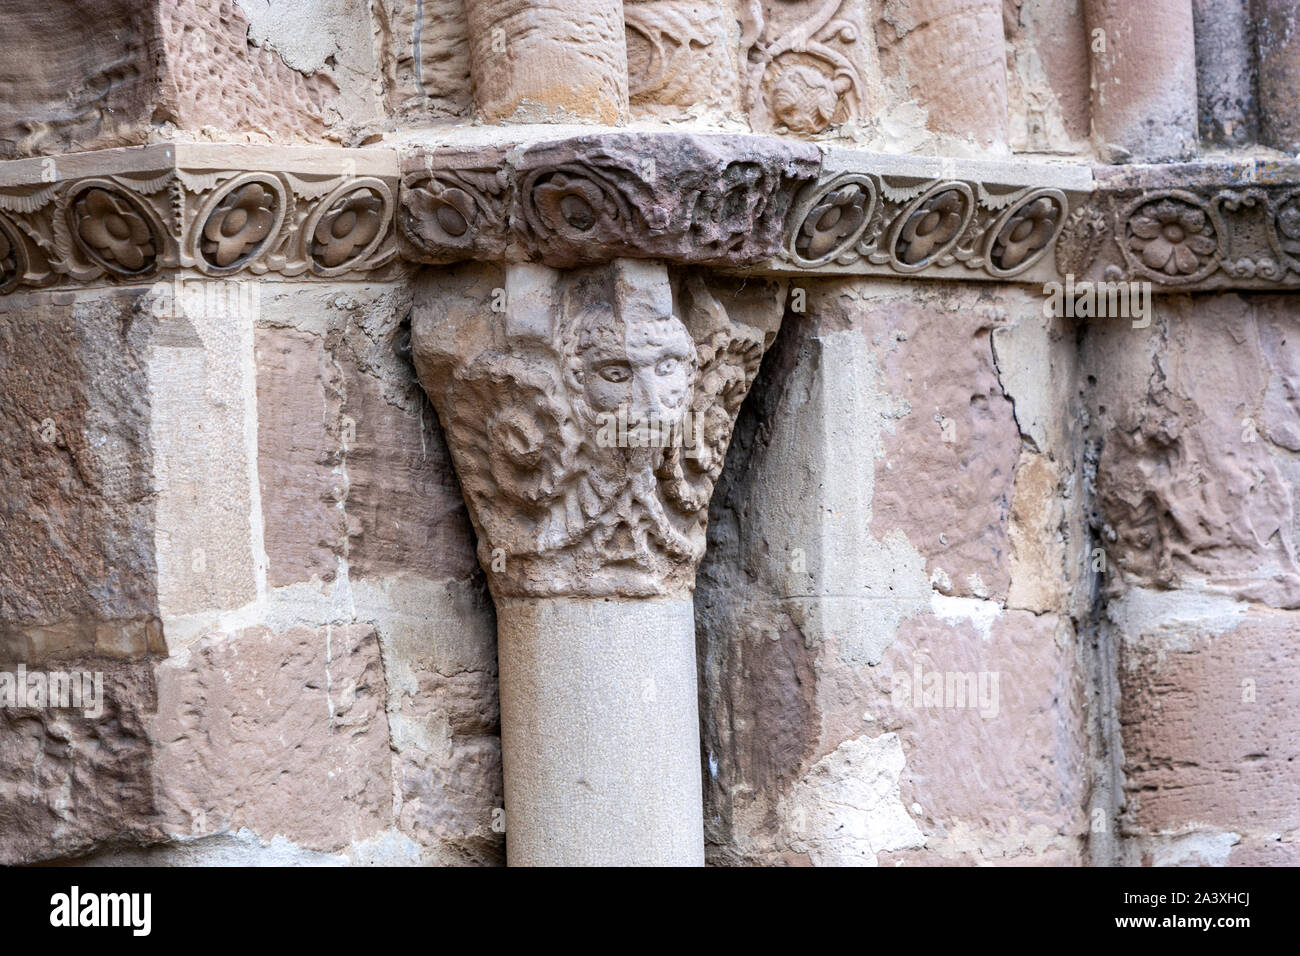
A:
464 0 629 124
876 0 1011 150
1084 0 1198 162
411 258 784 864
1255 0 1300 154
1192 0 1257 147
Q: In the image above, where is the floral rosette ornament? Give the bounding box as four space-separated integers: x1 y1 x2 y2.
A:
795 181 871 261
406 180 477 250
312 188 384 268
991 195 1061 271
201 182 277 267
896 188 968 266
530 171 622 238
1126 198 1217 277
70 187 158 274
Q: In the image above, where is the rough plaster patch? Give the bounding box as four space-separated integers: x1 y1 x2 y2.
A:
911 817 1074 864
783 734 925 865
1130 829 1242 867
1109 585 1249 666
237 0 351 73
929 592 1002 641
80 825 439 866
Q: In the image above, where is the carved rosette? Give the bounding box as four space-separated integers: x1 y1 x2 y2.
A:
781 172 1071 280
399 149 509 263
0 146 399 294
304 178 394 276
786 173 877 267
0 213 29 294
190 173 286 274
1118 191 1220 284
985 190 1068 278
1071 161 1300 290
411 260 784 599
66 181 165 277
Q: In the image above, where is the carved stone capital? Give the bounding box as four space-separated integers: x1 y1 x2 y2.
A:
411 259 785 599
0 144 401 295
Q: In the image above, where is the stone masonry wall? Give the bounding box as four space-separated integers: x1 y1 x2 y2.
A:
0 0 1297 866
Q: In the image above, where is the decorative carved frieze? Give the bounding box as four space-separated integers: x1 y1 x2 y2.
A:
0 144 400 294
770 151 1091 284
1071 160 1300 290
411 260 785 599
400 133 821 270
9 141 1300 296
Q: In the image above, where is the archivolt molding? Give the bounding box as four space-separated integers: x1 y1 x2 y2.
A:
0 144 400 294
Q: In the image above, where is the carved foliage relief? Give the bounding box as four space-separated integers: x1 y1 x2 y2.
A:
412 261 783 598
400 134 820 269
624 0 741 113
741 0 870 135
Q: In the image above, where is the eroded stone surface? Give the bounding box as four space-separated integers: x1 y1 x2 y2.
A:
877 0 1010 150
465 0 629 124
0 0 342 159
1084 0 1198 162
151 624 392 851
1085 294 1300 609
1117 604 1300 841
0 659 161 865
697 279 1086 865
0 291 161 661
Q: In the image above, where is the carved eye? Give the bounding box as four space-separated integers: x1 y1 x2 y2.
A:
598 363 631 384
655 358 680 377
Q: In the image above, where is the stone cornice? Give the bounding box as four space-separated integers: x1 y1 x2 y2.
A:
0 144 401 295
6 141 1300 296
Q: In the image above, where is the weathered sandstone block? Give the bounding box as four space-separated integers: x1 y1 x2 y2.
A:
697 279 1087 865
0 0 351 159
151 624 393 850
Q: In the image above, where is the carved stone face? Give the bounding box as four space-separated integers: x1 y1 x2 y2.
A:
568 303 696 440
